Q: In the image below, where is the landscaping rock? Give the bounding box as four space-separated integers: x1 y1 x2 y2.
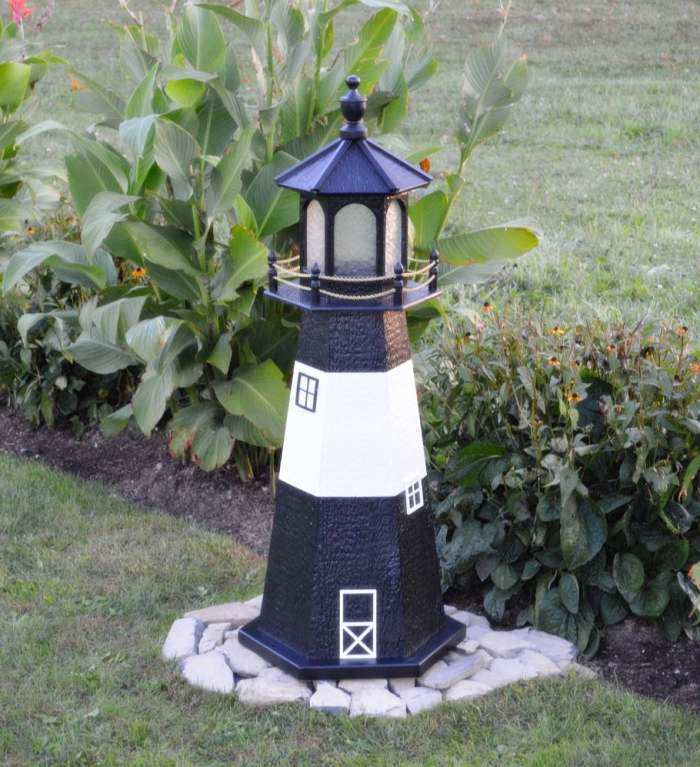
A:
418 652 486 690
162 618 203 661
567 662 597 680
218 632 270 677
338 678 387 694
198 622 230 654
184 602 259 626
313 679 337 690
236 676 311 706
245 594 264 610
512 628 577 665
444 604 457 615
181 652 235 694
399 686 443 714
310 685 351 715
388 677 416 694
450 610 472 626
478 631 535 659
455 639 480 655
465 625 491 642
349 688 406 719
519 650 561 677
472 658 538 688
444 680 492 702
463 611 490 629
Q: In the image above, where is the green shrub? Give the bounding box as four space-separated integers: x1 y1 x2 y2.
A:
423 309 700 654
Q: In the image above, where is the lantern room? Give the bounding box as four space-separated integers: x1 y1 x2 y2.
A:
269 76 439 311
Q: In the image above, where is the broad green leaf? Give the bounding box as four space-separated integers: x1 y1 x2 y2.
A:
192 422 234 471
438 220 540 266
125 63 159 119
69 334 139 374
244 152 298 237
655 539 689 571
491 562 518 591
165 78 206 108
212 225 267 302
81 192 139 257
535 588 576 643
126 316 171 363
153 118 200 193
0 62 31 109
119 115 156 159
132 366 176 435
224 413 271 448
0 120 26 151
560 499 606 570
71 71 125 128
409 190 448 252
600 593 628 626
214 360 289 445
196 92 237 156
168 403 233 470
207 332 232 374
613 552 645 601
630 572 673 618
101 404 134 437
208 129 253 218
0 199 22 232
176 5 226 73
197 4 266 59
119 221 199 276
559 573 580 614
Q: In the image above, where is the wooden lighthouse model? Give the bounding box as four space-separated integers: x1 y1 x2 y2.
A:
238 76 465 678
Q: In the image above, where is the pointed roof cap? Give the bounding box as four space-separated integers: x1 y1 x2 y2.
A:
275 76 432 196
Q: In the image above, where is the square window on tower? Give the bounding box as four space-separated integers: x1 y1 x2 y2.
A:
295 372 319 412
405 479 424 514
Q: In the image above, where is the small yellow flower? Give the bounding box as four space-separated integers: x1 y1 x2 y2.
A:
70 75 88 93
419 157 432 173
566 392 583 404
571 359 581 369
550 325 565 336
26 225 36 236
131 267 147 281
482 301 493 313
606 344 616 352
548 356 561 368
675 325 689 337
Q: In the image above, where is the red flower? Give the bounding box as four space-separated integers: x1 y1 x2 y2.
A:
9 0 33 25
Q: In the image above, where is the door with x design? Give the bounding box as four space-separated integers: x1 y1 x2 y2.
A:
339 589 377 660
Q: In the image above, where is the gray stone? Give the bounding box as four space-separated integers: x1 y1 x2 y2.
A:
388 677 416 694
183 601 259 626
478 631 535 659
245 594 264 610
198 622 230 654
444 604 457 615
567 662 597 679
313 679 337 690
236 676 311 707
399 686 443 714
338 678 387 694
465 625 491 642
181 652 235 694
474 658 537 688
519 650 560 677
444 679 492 702
455 639 480 655
463 611 490 629
418 652 486 690
450 610 472 626
310 685 351 715
256 666 300 684
218 631 270 677
512 628 577 665
162 618 203 661
349 688 406 719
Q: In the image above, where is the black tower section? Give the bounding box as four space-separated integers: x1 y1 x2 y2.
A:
238 310 465 679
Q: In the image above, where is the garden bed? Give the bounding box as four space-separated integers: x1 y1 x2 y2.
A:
0 406 274 555
2 403 698 713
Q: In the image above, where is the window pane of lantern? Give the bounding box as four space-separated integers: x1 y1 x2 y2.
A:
333 204 376 275
384 200 402 275
306 200 325 273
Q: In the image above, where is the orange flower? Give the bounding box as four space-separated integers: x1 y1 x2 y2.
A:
566 392 583 404
550 325 565 336
70 75 88 93
571 359 581 369
675 325 689 337
548 356 561 368
690 362 700 375
606 344 616 352
131 267 147 280
419 157 431 173
482 301 493 313
9 0 33 24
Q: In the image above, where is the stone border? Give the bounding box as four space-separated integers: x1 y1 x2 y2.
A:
162 597 589 718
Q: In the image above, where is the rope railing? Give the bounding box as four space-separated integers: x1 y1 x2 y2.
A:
268 249 439 307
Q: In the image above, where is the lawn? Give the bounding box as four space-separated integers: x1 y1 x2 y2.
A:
22 0 700 331
1 453 699 766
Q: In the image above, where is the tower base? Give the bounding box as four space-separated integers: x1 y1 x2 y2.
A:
238 616 465 680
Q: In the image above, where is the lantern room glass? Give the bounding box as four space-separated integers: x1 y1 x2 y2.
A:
384 200 402 275
305 200 325 272
333 204 376 276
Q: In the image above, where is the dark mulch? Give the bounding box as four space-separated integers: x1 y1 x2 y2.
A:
2 405 698 712
0 407 274 555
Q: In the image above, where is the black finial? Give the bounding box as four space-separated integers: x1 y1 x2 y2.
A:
340 74 367 140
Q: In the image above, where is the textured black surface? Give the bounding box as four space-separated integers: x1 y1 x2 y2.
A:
255 480 446 669
296 310 411 372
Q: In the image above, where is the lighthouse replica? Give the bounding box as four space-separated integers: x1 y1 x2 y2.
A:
239 76 465 678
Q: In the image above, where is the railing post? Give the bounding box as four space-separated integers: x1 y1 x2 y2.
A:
429 249 439 294
393 262 404 307
311 263 321 306
268 250 278 293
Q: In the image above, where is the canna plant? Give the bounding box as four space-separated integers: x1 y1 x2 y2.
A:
3 1 540 476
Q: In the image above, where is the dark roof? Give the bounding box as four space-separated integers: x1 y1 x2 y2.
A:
275 138 432 195
274 75 432 196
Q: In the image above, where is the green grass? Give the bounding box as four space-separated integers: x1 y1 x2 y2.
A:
1 453 699 766
21 0 700 332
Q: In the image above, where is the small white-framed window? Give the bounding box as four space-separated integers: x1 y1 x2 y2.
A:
405 478 424 514
339 589 377 660
295 372 319 412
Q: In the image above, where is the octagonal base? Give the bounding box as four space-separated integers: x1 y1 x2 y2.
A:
238 616 466 680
